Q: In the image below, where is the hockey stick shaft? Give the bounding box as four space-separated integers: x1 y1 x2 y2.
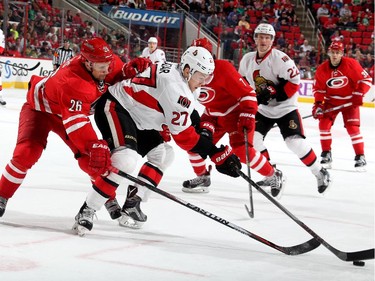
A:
244 128 254 218
236 169 374 262
302 102 353 120
110 167 320 256
0 61 41 71
272 102 353 128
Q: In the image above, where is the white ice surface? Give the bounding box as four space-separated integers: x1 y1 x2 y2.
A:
0 88 374 281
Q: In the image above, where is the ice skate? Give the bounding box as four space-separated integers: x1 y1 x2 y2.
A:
72 202 96 237
0 196 8 217
320 151 332 169
0 99 6 106
182 166 211 193
257 168 285 198
119 195 147 229
316 168 331 194
354 155 366 172
105 198 122 220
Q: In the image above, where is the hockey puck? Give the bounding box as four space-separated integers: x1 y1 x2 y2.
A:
353 260 365 267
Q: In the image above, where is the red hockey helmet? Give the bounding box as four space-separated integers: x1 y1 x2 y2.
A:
328 41 344 53
191 38 213 54
80 37 113 63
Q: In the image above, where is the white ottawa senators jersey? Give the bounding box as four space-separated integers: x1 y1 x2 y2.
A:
108 62 199 134
238 48 301 119
141 47 166 63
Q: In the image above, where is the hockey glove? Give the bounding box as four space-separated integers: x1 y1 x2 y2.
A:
257 87 273 105
238 112 255 133
123 57 152 79
160 124 171 142
199 121 215 143
210 145 241 177
87 140 111 177
312 102 324 119
351 92 363 106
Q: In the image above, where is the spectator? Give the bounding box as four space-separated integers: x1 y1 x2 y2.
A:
317 3 330 19
339 4 352 18
206 12 219 32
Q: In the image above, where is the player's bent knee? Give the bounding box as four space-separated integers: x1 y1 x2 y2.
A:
147 143 175 171
111 147 139 174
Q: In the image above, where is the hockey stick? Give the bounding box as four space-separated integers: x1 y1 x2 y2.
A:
0 61 41 71
110 167 320 256
272 102 353 128
301 102 353 120
236 169 374 262
243 128 254 218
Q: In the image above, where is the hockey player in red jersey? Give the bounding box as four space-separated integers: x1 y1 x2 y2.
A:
239 23 331 194
312 41 372 171
182 38 285 197
0 37 152 219
73 46 242 234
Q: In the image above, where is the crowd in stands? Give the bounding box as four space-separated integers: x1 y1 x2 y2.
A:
0 0 373 80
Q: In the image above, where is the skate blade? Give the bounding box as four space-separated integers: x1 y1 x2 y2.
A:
355 166 366 172
72 223 89 237
118 215 144 229
321 163 332 169
182 186 210 193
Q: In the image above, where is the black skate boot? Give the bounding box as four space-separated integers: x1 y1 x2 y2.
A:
0 196 8 217
119 195 147 229
257 168 286 198
316 168 331 194
182 166 212 193
354 154 366 172
0 98 6 106
105 198 122 220
320 151 332 169
72 202 96 236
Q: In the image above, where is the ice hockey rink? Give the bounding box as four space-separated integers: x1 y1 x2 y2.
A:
0 88 374 281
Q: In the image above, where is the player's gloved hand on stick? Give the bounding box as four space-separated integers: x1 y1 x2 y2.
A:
312 102 324 119
123 57 152 79
238 112 255 133
87 140 111 177
210 145 241 177
160 124 171 142
199 121 215 143
351 92 363 106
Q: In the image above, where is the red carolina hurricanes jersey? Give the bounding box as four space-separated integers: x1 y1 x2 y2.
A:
198 59 257 118
313 57 372 105
26 55 124 153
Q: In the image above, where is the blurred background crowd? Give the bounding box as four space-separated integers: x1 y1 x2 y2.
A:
0 0 374 80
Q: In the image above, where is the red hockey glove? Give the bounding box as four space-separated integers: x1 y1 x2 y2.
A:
312 102 324 120
123 57 152 79
199 121 215 142
238 112 255 133
160 124 171 142
351 92 363 106
87 140 111 177
210 145 241 177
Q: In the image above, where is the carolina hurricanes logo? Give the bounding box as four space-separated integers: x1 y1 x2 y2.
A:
198 86 216 104
326 76 349 89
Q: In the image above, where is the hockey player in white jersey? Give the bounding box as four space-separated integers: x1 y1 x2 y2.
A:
73 46 242 235
238 23 331 194
141 37 166 63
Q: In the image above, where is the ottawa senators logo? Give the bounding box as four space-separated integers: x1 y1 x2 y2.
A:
253 69 275 94
177 95 191 108
288 120 298 129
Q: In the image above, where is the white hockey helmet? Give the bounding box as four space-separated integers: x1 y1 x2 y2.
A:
254 23 276 40
180 46 215 76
